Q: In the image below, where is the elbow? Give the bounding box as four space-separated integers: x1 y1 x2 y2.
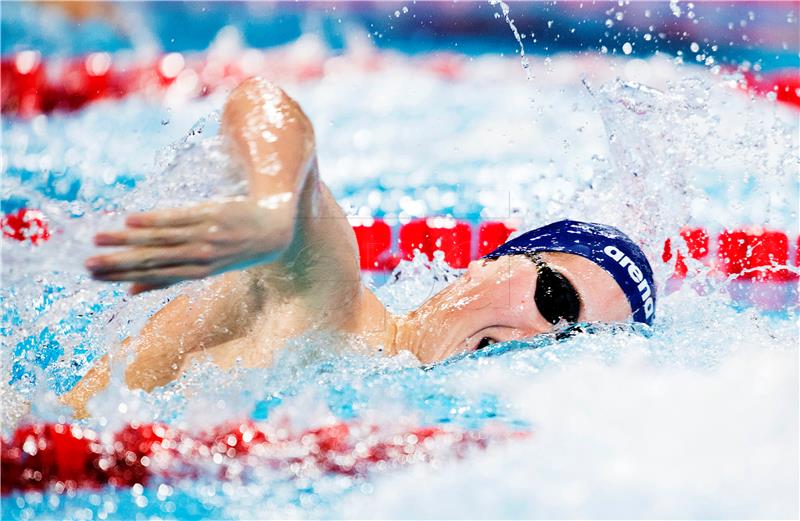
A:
222 77 313 139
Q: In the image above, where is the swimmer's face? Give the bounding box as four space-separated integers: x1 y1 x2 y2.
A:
406 252 631 364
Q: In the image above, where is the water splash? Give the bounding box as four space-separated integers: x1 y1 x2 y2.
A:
490 0 533 80
2 50 797 519
564 74 798 277
374 251 462 314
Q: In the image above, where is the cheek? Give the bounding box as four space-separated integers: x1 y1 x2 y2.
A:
468 281 517 311
472 282 535 325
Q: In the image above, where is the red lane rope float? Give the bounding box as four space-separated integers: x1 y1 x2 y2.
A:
2 50 799 118
1 420 526 495
716 228 796 282
1 50 287 118
0 208 50 244
2 208 797 280
740 69 800 109
660 226 798 282
1 49 408 118
398 218 473 269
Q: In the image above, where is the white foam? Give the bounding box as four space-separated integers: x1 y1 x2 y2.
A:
341 341 799 518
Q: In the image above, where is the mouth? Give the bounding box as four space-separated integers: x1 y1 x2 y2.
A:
412 318 478 364
460 327 500 352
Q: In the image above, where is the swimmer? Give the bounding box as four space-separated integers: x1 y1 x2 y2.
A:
64 78 656 417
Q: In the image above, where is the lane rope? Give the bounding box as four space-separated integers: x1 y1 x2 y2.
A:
3 207 798 280
1 420 526 495
2 50 798 118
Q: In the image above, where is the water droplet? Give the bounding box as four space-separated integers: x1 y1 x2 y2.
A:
669 0 682 17
690 42 700 53
622 42 633 55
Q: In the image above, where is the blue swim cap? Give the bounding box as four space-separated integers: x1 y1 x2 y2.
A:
484 219 656 326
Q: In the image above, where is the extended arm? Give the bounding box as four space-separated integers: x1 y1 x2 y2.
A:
86 78 317 293
65 79 342 417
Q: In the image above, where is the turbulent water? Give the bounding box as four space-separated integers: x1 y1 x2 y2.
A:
2 47 798 519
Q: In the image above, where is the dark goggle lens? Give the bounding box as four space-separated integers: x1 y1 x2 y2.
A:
534 264 580 325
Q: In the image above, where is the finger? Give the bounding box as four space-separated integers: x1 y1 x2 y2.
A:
94 227 197 247
92 264 213 284
129 282 171 295
86 245 213 274
126 205 213 228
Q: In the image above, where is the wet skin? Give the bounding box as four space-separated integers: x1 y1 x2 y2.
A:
400 252 631 364
64 78 632 417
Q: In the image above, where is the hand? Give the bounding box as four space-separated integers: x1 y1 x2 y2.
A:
86 196 295 294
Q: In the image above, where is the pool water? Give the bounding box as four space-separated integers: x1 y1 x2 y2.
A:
2 4 799 520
